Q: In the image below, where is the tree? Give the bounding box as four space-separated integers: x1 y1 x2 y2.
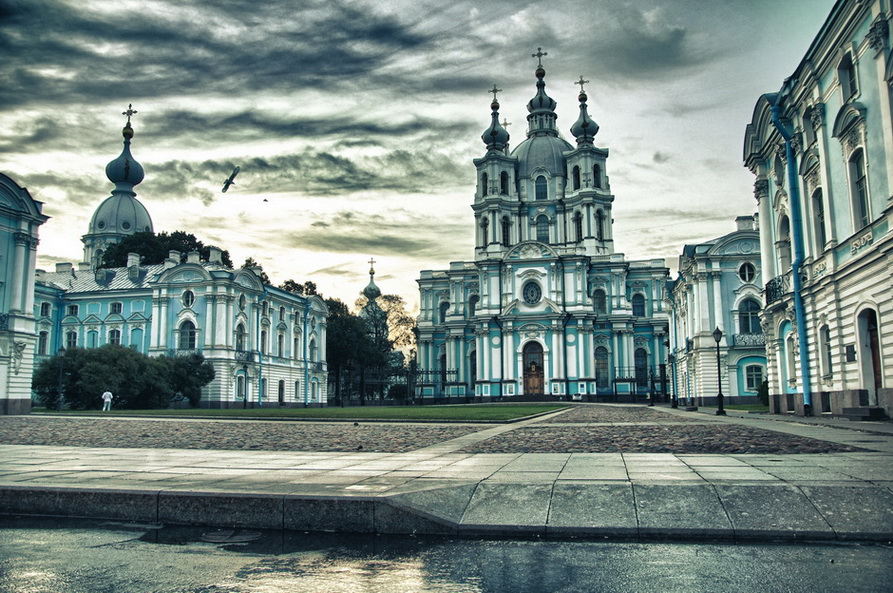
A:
324 298 374 403
242 257 270 284
32 345 215 409
279 279 319 296
355 292 417 366
100 231 233 268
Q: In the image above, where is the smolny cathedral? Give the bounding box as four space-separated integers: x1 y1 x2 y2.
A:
416 54 673 401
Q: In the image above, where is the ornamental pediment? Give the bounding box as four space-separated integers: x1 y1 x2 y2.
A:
506 241 557 260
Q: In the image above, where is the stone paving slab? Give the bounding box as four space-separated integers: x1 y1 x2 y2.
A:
2 405 893 542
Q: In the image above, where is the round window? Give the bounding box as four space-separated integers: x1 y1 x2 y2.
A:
522 282 542 305
239 294 246 311
122 221 131 230
97 220 106 230
738 262 756 283
182 290 195 308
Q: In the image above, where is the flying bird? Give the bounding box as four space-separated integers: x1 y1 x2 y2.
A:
221 166 240 193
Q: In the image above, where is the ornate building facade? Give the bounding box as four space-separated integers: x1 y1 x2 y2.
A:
743 0 892 416
667 216 768 407
31 115 328 408
0 173 49 414
417 57 671 401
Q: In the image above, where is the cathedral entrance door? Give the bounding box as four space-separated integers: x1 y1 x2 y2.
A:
523 341 545 395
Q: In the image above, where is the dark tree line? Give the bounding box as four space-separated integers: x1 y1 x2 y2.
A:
32 345 215 410
100 231 234 268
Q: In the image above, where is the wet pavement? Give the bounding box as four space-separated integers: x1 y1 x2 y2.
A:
1 517 892 593
1 405 892 542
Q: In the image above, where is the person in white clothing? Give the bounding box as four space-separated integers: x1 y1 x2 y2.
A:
101 390 113 411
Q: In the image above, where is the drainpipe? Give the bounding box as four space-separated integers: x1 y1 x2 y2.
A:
771 80 813 415
256 287 268 407
303 304 309 407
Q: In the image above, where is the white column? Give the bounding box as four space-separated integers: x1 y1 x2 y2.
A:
9 232 28 313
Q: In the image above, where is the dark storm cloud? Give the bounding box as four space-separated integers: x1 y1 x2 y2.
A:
9 171 106 208
287 208 468 258
0 0 436 108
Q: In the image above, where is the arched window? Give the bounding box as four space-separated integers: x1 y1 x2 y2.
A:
480 217 489 246
631 294 645 317
277 333 284 358
468 295 479 317
595 210 605 241
108 328 121 346
738 299 761 334
574 211 583 242
812 189 826 252
593 290 607 314
260 329 267 354
38 331 48 355
595 347 609 389
309 338 318 361
179 320 196 350
131 328 143 353
777 215 792 271
634 348 648 388
536 215 550 242
278 380 285 404
535 175 547 200
439 302 450 324
65 330 77 349
849 149 869 229
294 336 300 359
481 172 488 196
40 302 51 317
501 216 511 246
236 375 246 399
87 331 98 348
294 380 301 400
236 324 246 351
500 171 509 195
593 164 602 188
279 306 286 320
572 166 581 190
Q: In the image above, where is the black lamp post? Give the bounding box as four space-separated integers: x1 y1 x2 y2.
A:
55 346 66 412
668 354 677 408
712 327 726 416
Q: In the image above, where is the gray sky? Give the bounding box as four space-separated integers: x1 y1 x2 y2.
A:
0 0 836 310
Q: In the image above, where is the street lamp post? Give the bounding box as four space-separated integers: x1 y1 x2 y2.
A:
712 327 726 416
56 347 66 412
668 354 677 408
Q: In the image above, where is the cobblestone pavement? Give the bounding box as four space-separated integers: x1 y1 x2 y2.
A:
537 405 714 424
0 406 869 454
459 424 865 454
0 417 481 453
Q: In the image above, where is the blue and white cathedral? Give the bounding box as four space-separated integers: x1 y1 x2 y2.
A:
416 54 671 401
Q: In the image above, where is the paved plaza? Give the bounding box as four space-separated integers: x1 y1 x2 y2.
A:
1 404 892 542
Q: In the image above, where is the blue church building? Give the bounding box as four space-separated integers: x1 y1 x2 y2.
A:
416 56 671 401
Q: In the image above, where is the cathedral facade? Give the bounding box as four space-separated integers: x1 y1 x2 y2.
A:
416 59 671 401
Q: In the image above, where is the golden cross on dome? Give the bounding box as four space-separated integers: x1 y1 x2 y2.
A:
575 76 590 93
488 84 502 102
532 47 548 67
368 258 376 274
122 104 138 125
502 118 511 128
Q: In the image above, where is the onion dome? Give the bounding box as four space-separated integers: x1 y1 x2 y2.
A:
481 98 510 152
527 65 557 115
363 262 381 300
104 122 145 192
570 89 599 145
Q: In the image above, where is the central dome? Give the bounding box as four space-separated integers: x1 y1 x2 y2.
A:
510 133 573 178
88 193 153 236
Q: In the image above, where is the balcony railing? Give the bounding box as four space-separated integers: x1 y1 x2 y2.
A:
235 350 254 363
733 332 766 347
765 272 791 305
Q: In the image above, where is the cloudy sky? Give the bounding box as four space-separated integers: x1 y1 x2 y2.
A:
1 0 836 311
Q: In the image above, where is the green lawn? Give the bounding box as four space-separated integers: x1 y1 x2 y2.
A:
33 404 569 423
725 404 770 412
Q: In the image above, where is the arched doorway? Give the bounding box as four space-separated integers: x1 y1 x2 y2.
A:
857 309 882 405
523 341 544 395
